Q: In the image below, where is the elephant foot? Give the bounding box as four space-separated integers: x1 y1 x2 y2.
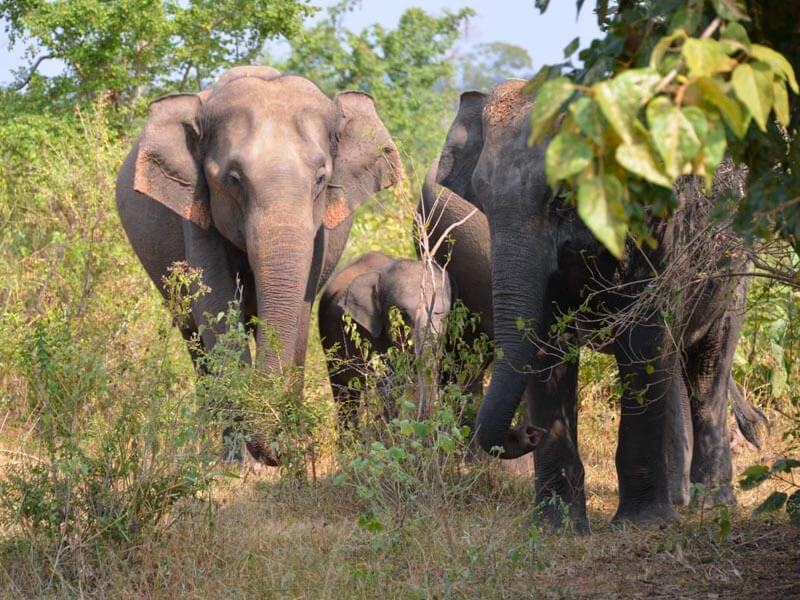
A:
611 502 677 528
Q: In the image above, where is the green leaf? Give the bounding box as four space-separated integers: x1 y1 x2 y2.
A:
564 36 580 58
577 174 628 258
682 38 736 78
773 77 791 126
720 21 751 53
693 76 748 138
710 0 749 21
529 77 575 145
750 44 799 94
771 458 800 473
615 143 672 188
732 62 774 132
569 97 604 145
522 65 551 96
739 464 769 490
545 130 593 186
698 111 727 191
646 97 701 179
650 29 686 72
593 68 661 145
752 491 788 516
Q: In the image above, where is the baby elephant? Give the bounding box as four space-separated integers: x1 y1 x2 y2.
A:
319 251 453 430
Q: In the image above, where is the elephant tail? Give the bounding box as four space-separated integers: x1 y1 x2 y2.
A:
730 375 769 449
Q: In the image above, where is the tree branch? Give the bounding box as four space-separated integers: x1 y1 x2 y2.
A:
13 54 54 91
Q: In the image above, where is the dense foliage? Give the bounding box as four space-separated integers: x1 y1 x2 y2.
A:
532 0 799 259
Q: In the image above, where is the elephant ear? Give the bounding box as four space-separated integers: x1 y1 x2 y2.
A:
337 271 383 338
324 92 405 230
133 93 211 229
437 91 487 206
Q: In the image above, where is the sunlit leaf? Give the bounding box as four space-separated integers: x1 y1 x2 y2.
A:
682 38 736 78
773 77 791 126
529 77 575 145
698 111 727 191
693 76 748 138
650 29 686 71
720 21 751 53
569 97 604 145
577 174 628 258
646 97 701 179
732 62 774 132
615 143 672 188
545 130 593 186
750 44 799 93
594 68 661 145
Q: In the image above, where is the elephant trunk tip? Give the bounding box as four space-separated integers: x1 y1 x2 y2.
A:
476 420 543 460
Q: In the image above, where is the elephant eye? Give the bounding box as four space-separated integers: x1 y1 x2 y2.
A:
228 169 243 188
315 168 327 190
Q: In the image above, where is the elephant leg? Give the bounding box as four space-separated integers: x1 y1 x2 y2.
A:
527 353 588 533
665 371 693 506
612 322 676 525
685 313 742 505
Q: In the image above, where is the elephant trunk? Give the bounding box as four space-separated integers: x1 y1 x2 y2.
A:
247 216 315 374
476 216 555 458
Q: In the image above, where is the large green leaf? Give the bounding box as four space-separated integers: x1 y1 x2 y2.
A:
569 97 604 145
693 76 748 138
720 21 751 54
577 174 628 258
752 491 788 516
593 68 661 145
750 43 799 94
646 97 701 179
732 62 774 132
545 130 593 186
739 464 769 490
615 143 672 188
529 77 575 145
682 38 736 78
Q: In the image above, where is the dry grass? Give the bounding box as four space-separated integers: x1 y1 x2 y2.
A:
2 384 797 600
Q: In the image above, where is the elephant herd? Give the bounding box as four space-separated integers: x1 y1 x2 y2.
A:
117 66 766 530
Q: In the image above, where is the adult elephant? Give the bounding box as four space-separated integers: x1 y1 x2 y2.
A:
427 80 751 529
420 155 766 508
116 66 403 462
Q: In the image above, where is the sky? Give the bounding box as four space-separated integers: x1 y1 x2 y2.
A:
0 0 602 85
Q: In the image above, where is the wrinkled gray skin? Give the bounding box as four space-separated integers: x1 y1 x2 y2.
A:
429 80 755 529
116 66 403 463
420 157 768 509
319 251 452 429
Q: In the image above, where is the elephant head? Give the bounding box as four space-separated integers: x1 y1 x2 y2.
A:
338 259 453 351
132 70 404 372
